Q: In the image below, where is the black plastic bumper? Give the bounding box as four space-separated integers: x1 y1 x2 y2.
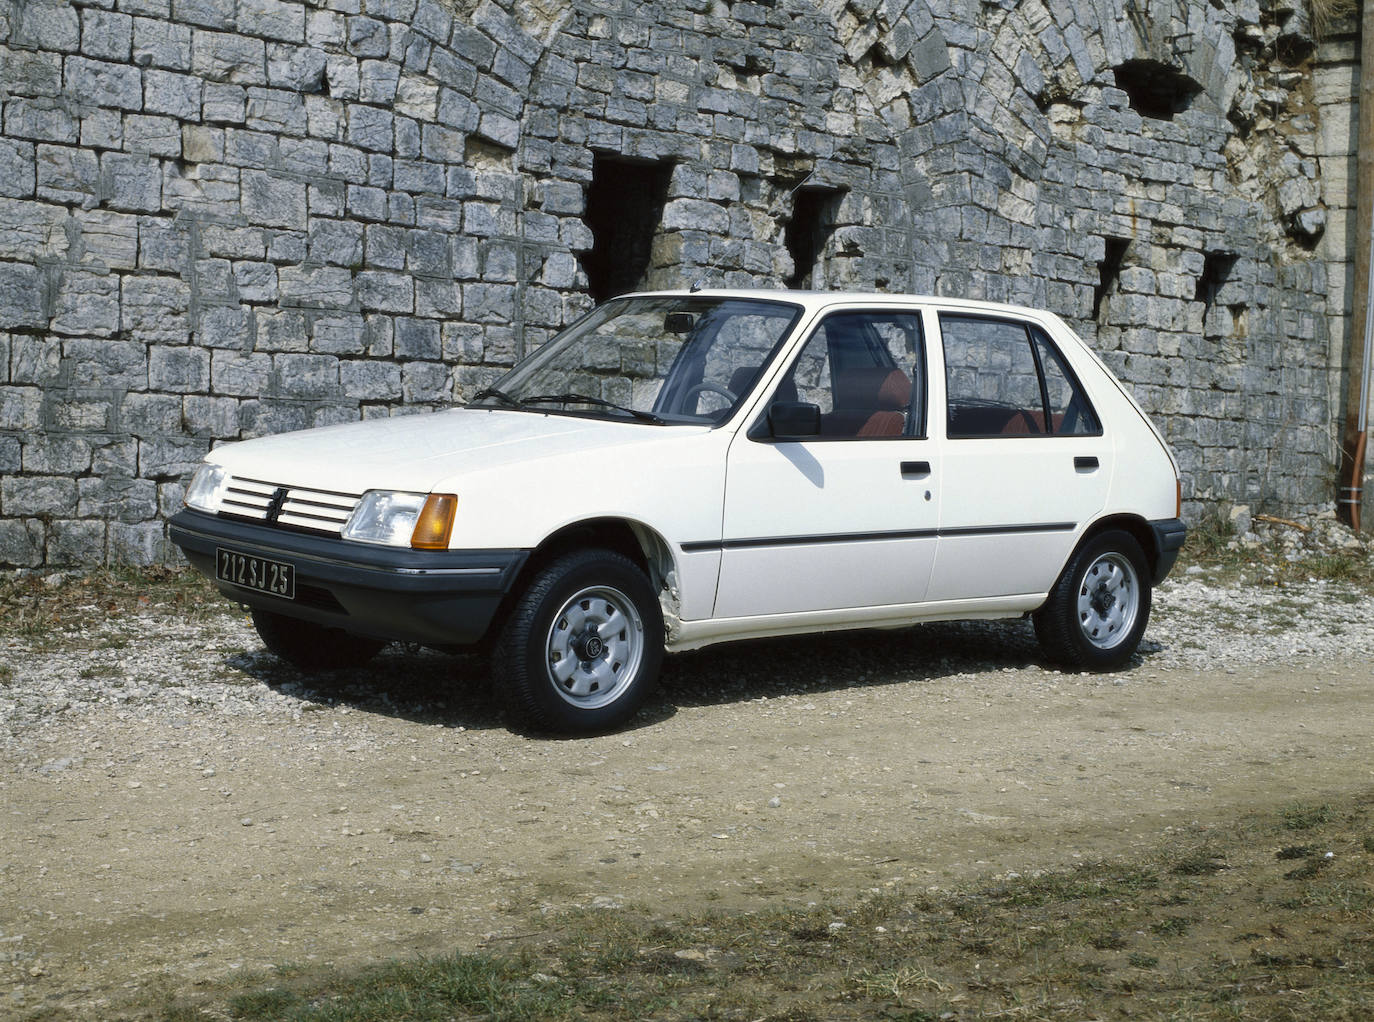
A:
1148 517 1188 584
169 509 529 646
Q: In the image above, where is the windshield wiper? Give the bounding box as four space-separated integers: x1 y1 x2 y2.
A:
471 386 526 408
520 393 666 425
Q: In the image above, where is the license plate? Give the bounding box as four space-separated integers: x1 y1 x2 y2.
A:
215 548 295 600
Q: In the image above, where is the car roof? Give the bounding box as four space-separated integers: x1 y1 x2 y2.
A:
621 288 1071 327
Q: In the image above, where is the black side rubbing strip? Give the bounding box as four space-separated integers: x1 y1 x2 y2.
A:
680 521 1076 554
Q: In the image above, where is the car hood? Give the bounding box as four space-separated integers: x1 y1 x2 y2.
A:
206 408 709 494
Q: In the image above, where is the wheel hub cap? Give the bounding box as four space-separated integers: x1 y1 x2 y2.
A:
545 585 645 709
1076 552 1140 651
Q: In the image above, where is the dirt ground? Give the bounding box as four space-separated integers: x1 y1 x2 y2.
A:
3 599 1372 1018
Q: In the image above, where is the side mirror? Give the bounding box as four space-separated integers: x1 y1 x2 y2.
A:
768 401 821 440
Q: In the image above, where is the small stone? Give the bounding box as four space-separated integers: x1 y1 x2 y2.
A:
419 853 432 862
240 817 252 826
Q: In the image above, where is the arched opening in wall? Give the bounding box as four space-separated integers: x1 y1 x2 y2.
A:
1093 237 1131 322
1112 60 1203 120
784 187 846 289
579 154 675 304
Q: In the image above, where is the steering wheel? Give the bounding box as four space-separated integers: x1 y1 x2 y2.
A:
680 381 738 412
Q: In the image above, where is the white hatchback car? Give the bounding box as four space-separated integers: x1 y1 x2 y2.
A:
171 290 1186 734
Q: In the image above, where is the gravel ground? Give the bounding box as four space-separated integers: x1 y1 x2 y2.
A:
2 557 1372 748
2 517 1373 1018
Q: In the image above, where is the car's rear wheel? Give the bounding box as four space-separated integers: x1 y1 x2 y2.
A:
1034 529 1151 670
494 548 663 735
251 608 387 672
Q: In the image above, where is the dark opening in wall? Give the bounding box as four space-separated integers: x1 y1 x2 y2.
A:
1112 60 1203 120
1092 237 1131 321
1195 251 1239 310
579 154 674 304
784 187 845 289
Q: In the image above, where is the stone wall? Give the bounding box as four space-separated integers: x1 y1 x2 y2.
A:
0 0 1355 568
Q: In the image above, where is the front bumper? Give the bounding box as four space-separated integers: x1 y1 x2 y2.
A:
169 508 529 646
1148 517 1188 584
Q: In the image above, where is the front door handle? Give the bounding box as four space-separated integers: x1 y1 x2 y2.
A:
901 461 931 478
1075 456 1099 471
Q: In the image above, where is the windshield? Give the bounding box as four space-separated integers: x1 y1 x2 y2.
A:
471 295 803 424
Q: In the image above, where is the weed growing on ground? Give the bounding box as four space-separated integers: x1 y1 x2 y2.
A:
141 793 1374 1022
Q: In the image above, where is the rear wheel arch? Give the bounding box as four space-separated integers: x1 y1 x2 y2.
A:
1076 514 1160 580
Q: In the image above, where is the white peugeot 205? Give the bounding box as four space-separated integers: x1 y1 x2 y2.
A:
171 290 1187 734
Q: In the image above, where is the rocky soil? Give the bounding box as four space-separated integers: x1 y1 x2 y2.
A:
2 516 1372 1018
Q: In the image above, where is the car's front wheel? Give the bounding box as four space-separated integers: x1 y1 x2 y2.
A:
1034 529 1151 670
494 548 663 735
251 608 387 672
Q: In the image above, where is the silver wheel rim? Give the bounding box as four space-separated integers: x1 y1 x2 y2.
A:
544 585 645 709
1076 551 1140 650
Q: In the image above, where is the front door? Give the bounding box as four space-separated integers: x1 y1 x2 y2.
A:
714 309 940 619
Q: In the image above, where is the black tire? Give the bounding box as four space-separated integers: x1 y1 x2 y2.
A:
251 608 387 672
1033 529 1152 671
493 548 663 735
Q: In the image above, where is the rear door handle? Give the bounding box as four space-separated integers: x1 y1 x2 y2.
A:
1074 456 1099 471
901 461 931 478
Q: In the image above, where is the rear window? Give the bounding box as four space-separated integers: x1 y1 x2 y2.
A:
940 314 1101 438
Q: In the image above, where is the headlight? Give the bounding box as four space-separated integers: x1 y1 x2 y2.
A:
184 464 230 513
342 491 458 549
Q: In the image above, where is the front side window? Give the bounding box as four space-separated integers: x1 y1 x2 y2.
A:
941 314 1100 438
774 310 926 438
472 296 802 425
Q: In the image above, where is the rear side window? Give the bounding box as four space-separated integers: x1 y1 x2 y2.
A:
940 314 1101 438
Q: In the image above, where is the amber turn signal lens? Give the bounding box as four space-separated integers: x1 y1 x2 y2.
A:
410 493 458 550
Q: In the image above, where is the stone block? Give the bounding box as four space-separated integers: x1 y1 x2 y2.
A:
47 519 107 566
149 345 211 390
273 352 338 398
3 475 77 515
0 140 37 199
50 272 120 337
202 82 247 122
359 58 400 104
246 87 307 135
22 435 93 474
0 387 47 434
11 1 80 52
307 219 364 267
100 152 162 212
0 261 47 335
401 360 449 403
81 9 133 60
3 97 79 143
347 17 390 58
414 278 459 318
108 520 170 565
196 304 251 348
346 104 393 151
122 275 191 342
279 265 353 308
144 69 203 120
133 17 192 70
211 350 272 396
123 114 183 157
11 337 62 385
339 358 400 399
239 397 309 437
191 29 267 85
254 308 307 351
394 317 440 359
393 159 445 195
65 56 144 110
121 392 183 435
232 260 277 302
182 394 241 436
240 170 306 229
0 519 46 568
356 270 413 312
239 0 305 43
268 43 328 92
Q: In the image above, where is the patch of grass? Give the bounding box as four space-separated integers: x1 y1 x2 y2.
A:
144 793 1374 1022
0 566 225 646
1283 803 1332 831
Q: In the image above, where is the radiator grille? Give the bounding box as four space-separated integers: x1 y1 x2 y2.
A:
220 476 361 535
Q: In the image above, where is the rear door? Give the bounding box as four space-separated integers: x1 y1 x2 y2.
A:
927 311 1111 602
